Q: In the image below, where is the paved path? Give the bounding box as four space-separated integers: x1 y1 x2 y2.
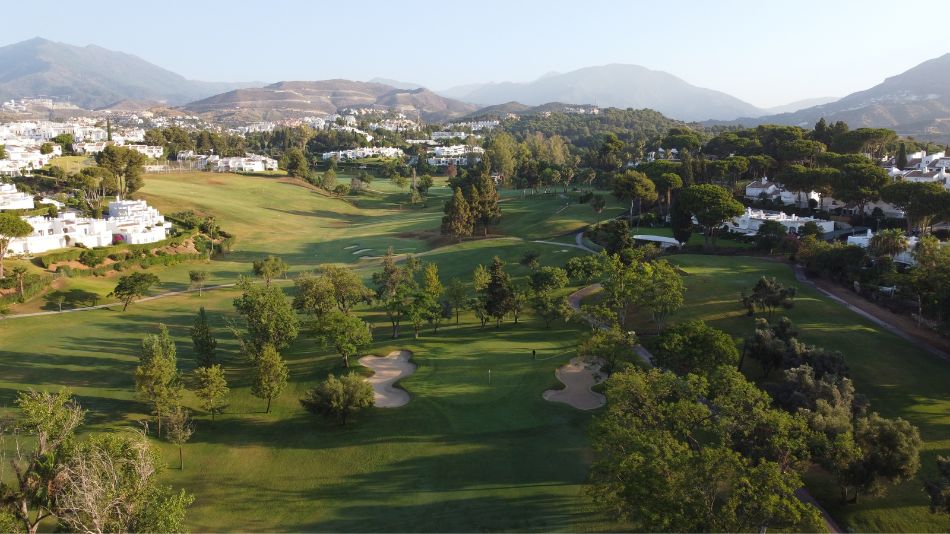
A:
566 283 654 367
2 283 238 320
575 231 597 253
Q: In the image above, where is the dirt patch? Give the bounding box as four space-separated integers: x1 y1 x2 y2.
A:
358 350 416 408
205 179 227 186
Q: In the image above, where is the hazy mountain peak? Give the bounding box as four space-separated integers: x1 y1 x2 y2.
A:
0 37 260 108
437 63 763 121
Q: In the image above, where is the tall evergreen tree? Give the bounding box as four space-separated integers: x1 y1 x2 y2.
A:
190 307 217 367
470 172 501 236
896 142 908 170
440 187 474 241
484 256 514 327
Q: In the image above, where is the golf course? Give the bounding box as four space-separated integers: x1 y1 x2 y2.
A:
1 171 947 532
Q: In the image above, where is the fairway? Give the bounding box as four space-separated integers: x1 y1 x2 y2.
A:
2 171 947 532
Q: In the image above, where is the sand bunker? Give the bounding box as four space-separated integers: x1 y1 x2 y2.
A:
543 357 605 410
344 245 359 250
352 248 372 255
358 350 416 408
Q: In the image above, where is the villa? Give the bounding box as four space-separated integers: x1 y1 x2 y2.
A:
6 197 172 256
725 208 835 236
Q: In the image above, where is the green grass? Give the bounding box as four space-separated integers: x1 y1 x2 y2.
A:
3 170 946 531
624 254 950 532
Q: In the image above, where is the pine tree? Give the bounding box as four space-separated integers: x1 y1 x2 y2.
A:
190 307 217 368
441 187 474 241
470 172 500 236
134 325 182 436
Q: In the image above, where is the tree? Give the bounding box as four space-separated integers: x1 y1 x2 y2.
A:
319 310 372 368
637 260 685 333
655 320 740 376
484 256 514 327
284 148 310 179
188 270 208 296
925 456 950 516
190 307 217 367
445 278 468 324
440 187 474 241
193 364 229 424
134 325 182 436
469 172 501 236
669 196 694 245
655 172 683 216
110 272 160 311
612 170 658 223
318 264 374 313
165 405 194 470
881 181 950 233
53 431 193 533
300 373 374 425
0 389 84 534
252 255 288 286
293 272 337 319
755 220 789 252
743 276 796 320
94 145 146 196
834 413 922 503
232 277 299 354
896 142 908 170
485 132 518 180
868 228 908 259
252 345 289 413
10 265 27 300
589 367 823 532
372 248 417 339
678 184 745 250
577 326 635 375
0 213 33 279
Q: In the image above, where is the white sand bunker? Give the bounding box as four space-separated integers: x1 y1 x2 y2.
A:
358 350 416 408
344 245 359 250
543 357 605 410
352 248 372 255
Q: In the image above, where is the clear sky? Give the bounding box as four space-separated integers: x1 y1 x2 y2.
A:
9 0 949 108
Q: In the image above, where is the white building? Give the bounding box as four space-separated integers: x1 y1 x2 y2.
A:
74 142 109 154
322 147 404 160
744 177 781 200
0 183 35 210
433 145 484 157
6 198 172 256
432 131 467 141
123 145 165 159
725 208 835 236
847 229 919 265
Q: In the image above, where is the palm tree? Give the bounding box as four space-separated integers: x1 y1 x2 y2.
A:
869 228 908 259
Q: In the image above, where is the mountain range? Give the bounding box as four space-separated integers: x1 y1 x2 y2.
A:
0 38 258 109
1 38 950 139
182 81 477 123
724 54 950 140
437 64 764 121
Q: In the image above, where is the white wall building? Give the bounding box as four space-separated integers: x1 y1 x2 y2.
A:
0 183 35 210
725 208 835 236
847 229 919 265
744 177 781 200
6 198 172 256
123 144 165 159
322 147 404 160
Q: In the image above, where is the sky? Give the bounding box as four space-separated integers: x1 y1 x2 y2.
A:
8 0 949 109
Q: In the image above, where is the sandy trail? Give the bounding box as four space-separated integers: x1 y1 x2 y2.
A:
543 357 606 410
358 350 415 408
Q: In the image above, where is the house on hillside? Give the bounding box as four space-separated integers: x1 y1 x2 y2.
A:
744 177 781 201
